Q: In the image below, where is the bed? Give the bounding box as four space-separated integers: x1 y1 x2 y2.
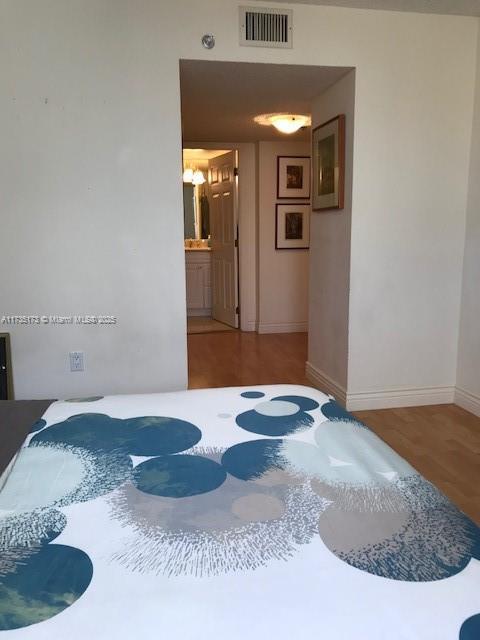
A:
0 385 479 639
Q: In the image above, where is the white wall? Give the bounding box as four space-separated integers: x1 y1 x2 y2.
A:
343 12 477 408
257 141 310 333
0 0 190 399
306 70 355 402
0 0 478 403
456 26 480 418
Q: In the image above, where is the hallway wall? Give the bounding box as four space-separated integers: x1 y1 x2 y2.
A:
257 140 310 334
306 71 355 402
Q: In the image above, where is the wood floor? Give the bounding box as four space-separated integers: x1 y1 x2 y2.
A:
187 316 236 335
188 331 480 523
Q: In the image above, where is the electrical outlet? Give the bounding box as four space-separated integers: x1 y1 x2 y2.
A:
69 351 84 372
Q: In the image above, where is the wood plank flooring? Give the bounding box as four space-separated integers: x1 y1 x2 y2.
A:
188 331 480 523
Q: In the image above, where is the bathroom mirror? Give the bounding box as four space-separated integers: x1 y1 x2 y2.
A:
183 184 210 240
183 184 196 239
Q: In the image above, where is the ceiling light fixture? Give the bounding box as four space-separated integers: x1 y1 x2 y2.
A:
254 113 311 135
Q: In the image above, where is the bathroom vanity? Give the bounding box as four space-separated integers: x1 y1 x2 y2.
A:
185 248 211 316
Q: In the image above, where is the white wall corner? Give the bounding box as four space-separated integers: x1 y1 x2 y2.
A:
242 320 257 332
305 361 347 407
454 387 480 418
345 385 455 411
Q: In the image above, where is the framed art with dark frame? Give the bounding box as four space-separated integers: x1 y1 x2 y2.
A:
275 203 310 250
312 114 345 211
277 156 310 199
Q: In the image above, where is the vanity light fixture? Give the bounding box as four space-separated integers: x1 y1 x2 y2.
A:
254 113 311 135
183 168 194 183
183 167 206 185
191 170 206 185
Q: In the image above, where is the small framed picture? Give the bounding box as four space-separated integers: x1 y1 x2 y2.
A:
312 114 345 211
277 156 310 199
275 204 310 250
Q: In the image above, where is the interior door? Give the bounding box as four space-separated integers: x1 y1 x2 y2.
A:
208 151 238 328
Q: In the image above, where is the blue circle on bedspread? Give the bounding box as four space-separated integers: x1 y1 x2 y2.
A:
29 419 46 434
460 614 480 640
272 395 319 411
133 454 227 497
235 395 317 436
31 413 201 456
221 438 322 481
240 391 265 399
320 399 354 421
0 544 93 630
222 439 286 480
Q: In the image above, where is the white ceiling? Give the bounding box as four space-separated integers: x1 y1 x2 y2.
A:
183 148 228 170
183 148 228 162
180 60 351 143
249 0 480 17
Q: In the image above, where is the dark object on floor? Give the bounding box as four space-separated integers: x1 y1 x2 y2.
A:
0 333 14 400
0 400 54 474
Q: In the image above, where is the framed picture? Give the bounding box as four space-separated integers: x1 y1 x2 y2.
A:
312 114 345 211
275 204 310 250
277 156 310 199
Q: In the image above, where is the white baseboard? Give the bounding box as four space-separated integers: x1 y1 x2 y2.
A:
305 361 347 406
241 320 257 332
346 385 455 411
305 363 480 416
454 387 480 418
187 309 211 317
257 321 308 334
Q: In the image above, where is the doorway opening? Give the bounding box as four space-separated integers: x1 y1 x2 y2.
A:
183 147 239 335
179 59 354 391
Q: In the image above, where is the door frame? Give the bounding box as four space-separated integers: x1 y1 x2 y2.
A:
184 141 257 332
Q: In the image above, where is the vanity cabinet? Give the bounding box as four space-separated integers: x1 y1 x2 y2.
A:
185 250 212 316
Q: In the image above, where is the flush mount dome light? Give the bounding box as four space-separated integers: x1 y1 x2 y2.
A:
254 113 311 135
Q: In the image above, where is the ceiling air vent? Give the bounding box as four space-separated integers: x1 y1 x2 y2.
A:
239 7 293 49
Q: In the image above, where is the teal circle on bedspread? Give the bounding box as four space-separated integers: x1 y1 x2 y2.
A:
221 439 285 480
29 419 46 434
320 399 354 421
0 543 93 630
31 413 201 456
460 614 480 640
133 454 227 498
221 438 322 481
272 395 319 411
240 391 265 399
235 401 314 436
